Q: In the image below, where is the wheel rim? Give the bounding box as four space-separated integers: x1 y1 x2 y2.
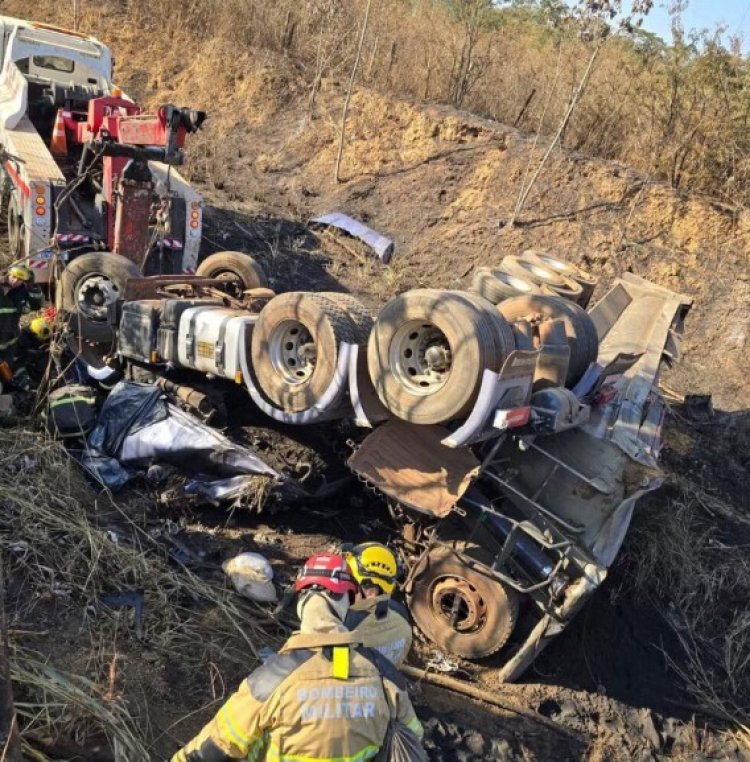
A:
390 320 452 395
534 254 568 273
212 269 245 297
534 254 594 285
430 575 488 634
268 320 316 385
493 271 535 293
76 274 120 321
517 260 566 286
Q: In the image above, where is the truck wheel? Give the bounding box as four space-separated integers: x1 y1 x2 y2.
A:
196 251 268 296
497 294 599 386
59 253 141 322
408 544 518 659
317 292 374 343
7 194 24 260
453 290 517 364
521 250 597 307
500 255 584 303
470 267 544 304
251 292 356 412
367 289 502 425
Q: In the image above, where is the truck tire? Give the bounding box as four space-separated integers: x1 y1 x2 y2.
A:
497 294 599 386
7 193 24 260
317 292 374 344
196 251 268 293
521 249 597 307
452 290 517 367
408 544 518 659
251 292 356 412
500 255 584 303
59 253 141 322
470 266 543 304
367 289 501 425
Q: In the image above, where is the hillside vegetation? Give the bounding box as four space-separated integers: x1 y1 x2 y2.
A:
70 0 750 208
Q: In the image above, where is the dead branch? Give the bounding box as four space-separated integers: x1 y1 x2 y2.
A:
508 39 604 228
334 0 373 183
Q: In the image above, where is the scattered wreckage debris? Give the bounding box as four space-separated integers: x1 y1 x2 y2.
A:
223 553 278 603
309 212 395 264
38 245 693 679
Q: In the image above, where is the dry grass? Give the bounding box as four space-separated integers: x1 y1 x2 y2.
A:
0 427 284 759
626 483 750 740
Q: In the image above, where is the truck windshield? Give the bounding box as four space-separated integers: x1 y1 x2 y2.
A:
32 55 75 73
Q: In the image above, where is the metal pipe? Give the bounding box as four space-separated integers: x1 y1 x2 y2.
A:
156 378 213 417
480 469 585 534
462 489 556 579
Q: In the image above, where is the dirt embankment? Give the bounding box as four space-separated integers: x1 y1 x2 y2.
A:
1 2 749 759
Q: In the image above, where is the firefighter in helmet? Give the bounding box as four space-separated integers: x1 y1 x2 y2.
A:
0 264 35 365
171 553 423 762
343 543 413 668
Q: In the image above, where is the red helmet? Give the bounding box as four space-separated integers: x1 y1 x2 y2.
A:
294 553 356 597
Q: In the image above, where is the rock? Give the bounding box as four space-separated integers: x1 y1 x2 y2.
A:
557 699 578 721
659 262 681 277
638 710 661 750
489 738 513 760
444 722 460 739
464 731 486 756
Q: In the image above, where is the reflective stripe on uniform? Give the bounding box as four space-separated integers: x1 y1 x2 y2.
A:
265 742 379 762
0 336 17 349
407 716 423 735
331 647 350 680
247 733 269 762
0 308 17 314
219 703 256 751
48 395 94 409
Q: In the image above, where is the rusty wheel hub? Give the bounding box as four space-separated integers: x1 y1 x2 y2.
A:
431 576 487 634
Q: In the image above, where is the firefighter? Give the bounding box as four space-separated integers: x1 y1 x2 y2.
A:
0 264 35 365
343 543 413 668
170 553 423 762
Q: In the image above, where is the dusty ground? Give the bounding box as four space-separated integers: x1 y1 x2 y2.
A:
1 2 749 759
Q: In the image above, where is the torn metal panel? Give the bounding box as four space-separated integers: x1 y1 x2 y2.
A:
309 213 395 264
348 419 479 517
586 273 692 467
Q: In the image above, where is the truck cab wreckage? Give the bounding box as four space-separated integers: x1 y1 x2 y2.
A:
46 240 690 679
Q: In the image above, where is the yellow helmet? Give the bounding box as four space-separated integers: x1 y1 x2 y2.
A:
344 543 399 595
30 316 52 341
8 264 33 283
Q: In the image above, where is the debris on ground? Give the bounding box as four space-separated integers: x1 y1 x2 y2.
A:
310 212 395 264
222 552 278 602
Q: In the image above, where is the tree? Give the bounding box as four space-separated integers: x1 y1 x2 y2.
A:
445 0 499 106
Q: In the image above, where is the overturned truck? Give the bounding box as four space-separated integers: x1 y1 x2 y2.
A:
64 249 691 679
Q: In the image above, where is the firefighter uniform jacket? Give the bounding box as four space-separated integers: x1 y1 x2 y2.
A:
345 596 413 668
0 285 28 359
171 630 423 762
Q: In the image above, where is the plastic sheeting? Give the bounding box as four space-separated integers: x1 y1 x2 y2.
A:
374 722 427 762
83 381 278 490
